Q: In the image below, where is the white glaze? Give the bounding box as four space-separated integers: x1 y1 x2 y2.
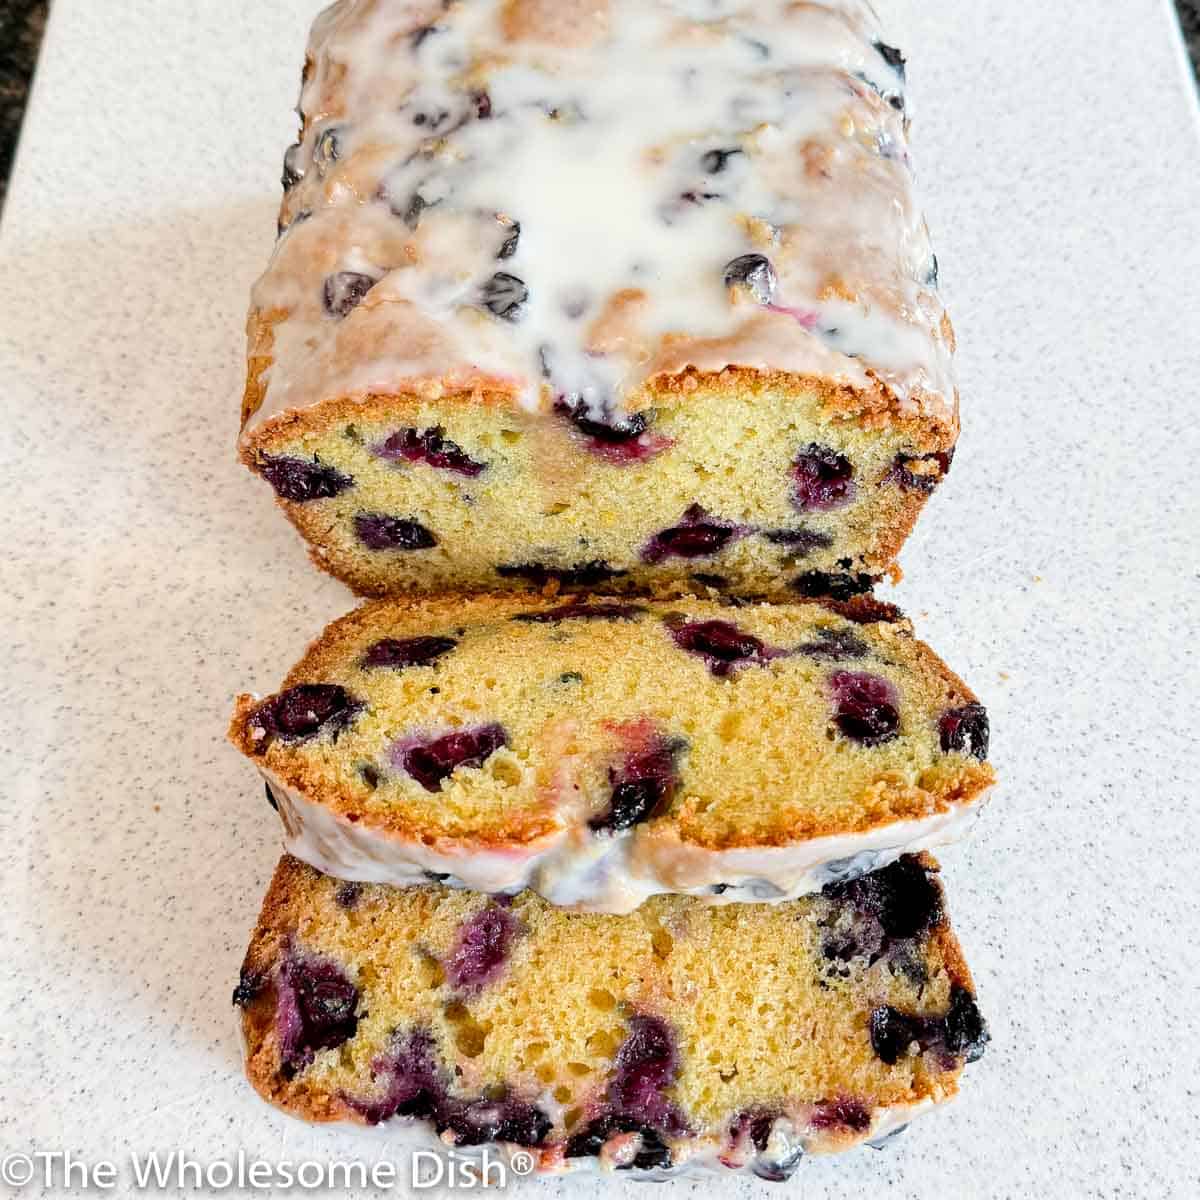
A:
242 0 955 440
265 768 982 913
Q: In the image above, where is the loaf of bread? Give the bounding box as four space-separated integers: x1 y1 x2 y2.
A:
229 594 993 912
235 854 987 1177
239 0 958 600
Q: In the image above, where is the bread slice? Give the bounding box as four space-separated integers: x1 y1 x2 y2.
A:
235 854 987 1178
229 595 994 912
240 0 957 600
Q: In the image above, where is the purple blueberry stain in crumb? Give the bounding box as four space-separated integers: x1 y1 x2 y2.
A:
513 602 644 624
723 253 777 304
443 904 519 992
590 736 686 833
828 671 900 747
250 684 363 748
259 455 354 503
608 1015 689 1136
393 724 510 792
666 617 787 678
763 527 834 555
323 271 378 318
791 444 856 511
888 449 954 493
361 635 457 671
496 561 626 587
796 626 869 662
810 1098 871 1133
869 984 988 1067
939 704 990 760
345 1028 442 1124
642 505 748 564
729 1109 805 1181
792 570 875 601
555 397 673 465
373 427 486 477
354 513 437 551
275 953 360 1077
479 272 528 320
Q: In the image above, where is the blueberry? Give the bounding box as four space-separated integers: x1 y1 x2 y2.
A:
565 1116 673 1169
275 955 360 1075
479 272 528 320
792 571 874 601
792 444 855 511
724 254 777 304
828 671 900 746
374 427 486 477
939 704 990 760
796 626 868 662
259 455 354 503
354 514 437 551
323 271 377 318
642 505 744 564
231 967 264 1008
344 1029 442 1124
512 602 644 623
870 984 988 1066
944 984 990 1062
701 147 742 173
251 684 363 746
763 527 834 554
497 219 521 259
810 1098 871 1132
444 904 518 992
362 635 457 670
590 738 684 833
888 450 954 493
496 561 625 587
824 856 943 941
335 881 364 909
667 618 778 678
442 1097 552 1148
609 1015 687 1134
396 724 509 792
875 41 907 79
282 142 305 190
868 1005 920 1065
555 396 649 444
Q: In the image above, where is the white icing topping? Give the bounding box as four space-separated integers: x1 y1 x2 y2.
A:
265 768 983 913
242 0 955 439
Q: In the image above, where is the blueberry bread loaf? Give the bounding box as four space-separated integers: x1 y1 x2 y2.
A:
236 854 986 1177
240 0 957 600
229 595 993 912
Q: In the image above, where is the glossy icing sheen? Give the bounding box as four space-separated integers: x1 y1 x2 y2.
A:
243 0 955 438
265 770 981 914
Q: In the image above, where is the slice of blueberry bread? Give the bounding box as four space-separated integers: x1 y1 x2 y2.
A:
229 595 994 912
241 0 957 600
236 854 987 1178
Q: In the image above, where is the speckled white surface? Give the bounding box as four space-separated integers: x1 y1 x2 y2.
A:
1 2 1198 1197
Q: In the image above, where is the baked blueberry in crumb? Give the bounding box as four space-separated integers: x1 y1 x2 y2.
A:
667 618 784 677
824 856 943 940
939 704 990 760
497 561 625 587
591 736 685 833
373 427 486 477
565 1116 674 1170
811 1098 871 1132
441 1097 553 1148
231 967 264 1008
792 570 875 601
555 397 672 464
642 505 746 563
792 445 855 511
723 253 777 304
276 954 360 1076
732 1109 805 1182
251 684 363 746
609 1015 689 1135
513 602 644 623
888 450 953 493
354 514 437 551
259 455 354 502
394 724 510 792
362 635 457 670
444 905 519 992
763 527 834 554
323 271 377 318
828 671 900 746
796 626 868 661
479 272 528 320
335 881 364 909
870 984 988 1066
345 1028 442 1124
